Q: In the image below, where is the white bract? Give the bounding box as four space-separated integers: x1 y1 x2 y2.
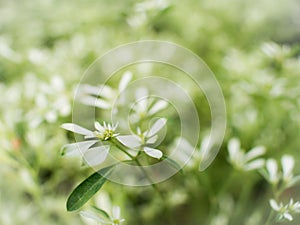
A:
117 118 167 159
80 206 125 225
270 198 300 221
78 71 132 110
61 121 118 166
262 155 300 188
227 138 266 171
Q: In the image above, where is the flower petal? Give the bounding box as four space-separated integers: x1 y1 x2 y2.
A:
270 199 280 211
112 206 121 220
144 147 163 159
80 95 111 109
281 155 294 180
95 121 104 132
61 123 94 136
117 135 141 148
148 100 168 115
118 71 132 92
61 140 98 157
283 212 293 221
244 159 265 171
244 146 266 162
266 159 278 184
80 211 110 224
228 138 240 161
147 135 158 144
147 118 167 137
83 145 110 166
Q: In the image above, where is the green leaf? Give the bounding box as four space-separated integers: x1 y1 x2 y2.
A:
161 155 183 174
66 165 114 211
91 205 111 220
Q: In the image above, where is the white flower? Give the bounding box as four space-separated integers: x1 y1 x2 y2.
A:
269 198 300 221
116 118 167 159
80 206 125 225
262 155 300 188
61 121 118 166
130 87 168 123
78 71 132 110
227 138 266 171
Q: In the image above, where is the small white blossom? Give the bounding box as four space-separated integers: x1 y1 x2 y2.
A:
61 121 118 166
270 198 300 221
262 155 300 189
79 71 132 110
227 137 266 171
117 118 167 159
130 87 168 123
80 206 125 225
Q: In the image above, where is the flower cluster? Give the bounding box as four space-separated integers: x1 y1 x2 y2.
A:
61 122 119 166
117 118 167 159
270 198 300 221
227 137 266 171
261 155 300 190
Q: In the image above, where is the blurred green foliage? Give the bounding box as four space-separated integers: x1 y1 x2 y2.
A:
1 0 300 224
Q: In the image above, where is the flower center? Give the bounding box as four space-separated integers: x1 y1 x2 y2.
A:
94 129 114 141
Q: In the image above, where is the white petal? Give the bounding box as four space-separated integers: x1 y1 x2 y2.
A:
136 98 148 113
61 123 93 136
95 121 104 131
83 145 110 166
118 71 132 92
281 155 294 179
147 118 167 137
117 135 141 148
80 211 109 224
244 146 266 162
112 206 121 219
269 199 280 211
244 159 265 171
144 147 163 159
148 100 168 115
266 159 278 183
80 84 102 96
147 135 158 144
283 212 293 221
99 85 116 99
228 138 241 161
61 140 98 157
80 95 111 109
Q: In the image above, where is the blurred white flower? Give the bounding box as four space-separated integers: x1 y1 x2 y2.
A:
227 137 266 171
262 155 300 188
61 121 118 166
270 198 300 221
80 206 125 225
117 118 167 159
130 87 168 123
79 71 132 110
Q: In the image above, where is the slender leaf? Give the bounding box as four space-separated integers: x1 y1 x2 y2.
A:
67 165 114 211
91 205 111 220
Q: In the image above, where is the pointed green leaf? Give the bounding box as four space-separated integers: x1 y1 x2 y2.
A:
91 205 111 220
67 165 114 211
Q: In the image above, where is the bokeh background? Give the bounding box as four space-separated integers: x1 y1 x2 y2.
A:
1 0 300 224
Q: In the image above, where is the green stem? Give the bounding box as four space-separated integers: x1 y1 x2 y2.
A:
110 138 164 198
265 210 275 225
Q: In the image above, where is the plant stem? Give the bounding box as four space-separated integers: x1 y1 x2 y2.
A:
265 210 275 225
110 138 164 198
